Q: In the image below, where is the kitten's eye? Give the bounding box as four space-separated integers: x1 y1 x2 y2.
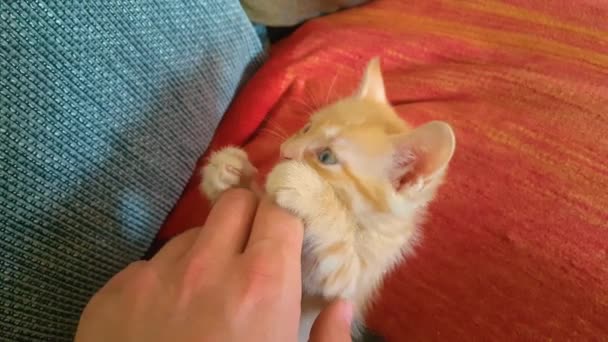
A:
317 148 338 165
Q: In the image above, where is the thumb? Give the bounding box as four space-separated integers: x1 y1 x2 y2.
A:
309 300 353 342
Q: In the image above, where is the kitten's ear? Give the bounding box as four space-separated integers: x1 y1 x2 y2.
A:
390 121 456 191
355 57 387 103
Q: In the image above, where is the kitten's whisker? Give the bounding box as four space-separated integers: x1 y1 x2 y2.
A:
326 73 338 105
260 128 286 141
290 98 317 114
303 87 323 112
262 127 284 139
275 110 309 128
262 126 289 140
269 124 290 138
268 123 290 137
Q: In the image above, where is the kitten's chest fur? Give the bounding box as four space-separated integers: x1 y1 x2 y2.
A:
301 208 420 309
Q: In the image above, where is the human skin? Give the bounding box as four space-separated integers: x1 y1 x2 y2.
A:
74 189 352 342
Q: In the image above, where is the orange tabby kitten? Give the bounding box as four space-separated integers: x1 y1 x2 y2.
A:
201 58 456 341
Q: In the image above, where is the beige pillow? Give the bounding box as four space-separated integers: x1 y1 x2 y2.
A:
241 0 368 26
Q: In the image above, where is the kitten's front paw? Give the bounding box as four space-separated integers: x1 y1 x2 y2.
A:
265 161 326 217
200 147 256 202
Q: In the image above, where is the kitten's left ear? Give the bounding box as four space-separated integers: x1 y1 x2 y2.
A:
390 121 456 191
355 57 387 103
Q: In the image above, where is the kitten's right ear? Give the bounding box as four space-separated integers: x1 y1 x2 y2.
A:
390 121 456 192
355 57 387 103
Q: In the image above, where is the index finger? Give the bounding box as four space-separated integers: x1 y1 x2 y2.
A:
245 197 304 261
190 189 258 260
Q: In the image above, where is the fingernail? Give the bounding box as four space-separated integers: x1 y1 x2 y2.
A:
341 301 354 325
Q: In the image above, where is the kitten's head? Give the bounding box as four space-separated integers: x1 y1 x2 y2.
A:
280 58 455 215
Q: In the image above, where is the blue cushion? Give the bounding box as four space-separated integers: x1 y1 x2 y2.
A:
0 1 264 340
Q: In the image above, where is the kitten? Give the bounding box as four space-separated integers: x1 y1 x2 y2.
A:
200 58 456 341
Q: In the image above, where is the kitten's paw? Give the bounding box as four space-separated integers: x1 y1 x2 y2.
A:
265 161 326 217
200 147 256 202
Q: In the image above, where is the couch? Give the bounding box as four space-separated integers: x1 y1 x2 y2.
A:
1 1 263 340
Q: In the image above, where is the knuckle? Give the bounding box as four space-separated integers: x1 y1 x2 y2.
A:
247 253 278 280
106 260 147 287
116 262 162 304
179 253 212 286
126 262 158 290
238 253 281 301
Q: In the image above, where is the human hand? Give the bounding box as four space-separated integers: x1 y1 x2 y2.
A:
310 300 354 342
75 188 352 342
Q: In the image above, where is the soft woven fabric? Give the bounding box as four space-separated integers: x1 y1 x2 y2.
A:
158 0 608 340
0 1 263 340
241 0 367 26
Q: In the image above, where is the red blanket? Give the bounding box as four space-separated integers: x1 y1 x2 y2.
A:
158 0 608 340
